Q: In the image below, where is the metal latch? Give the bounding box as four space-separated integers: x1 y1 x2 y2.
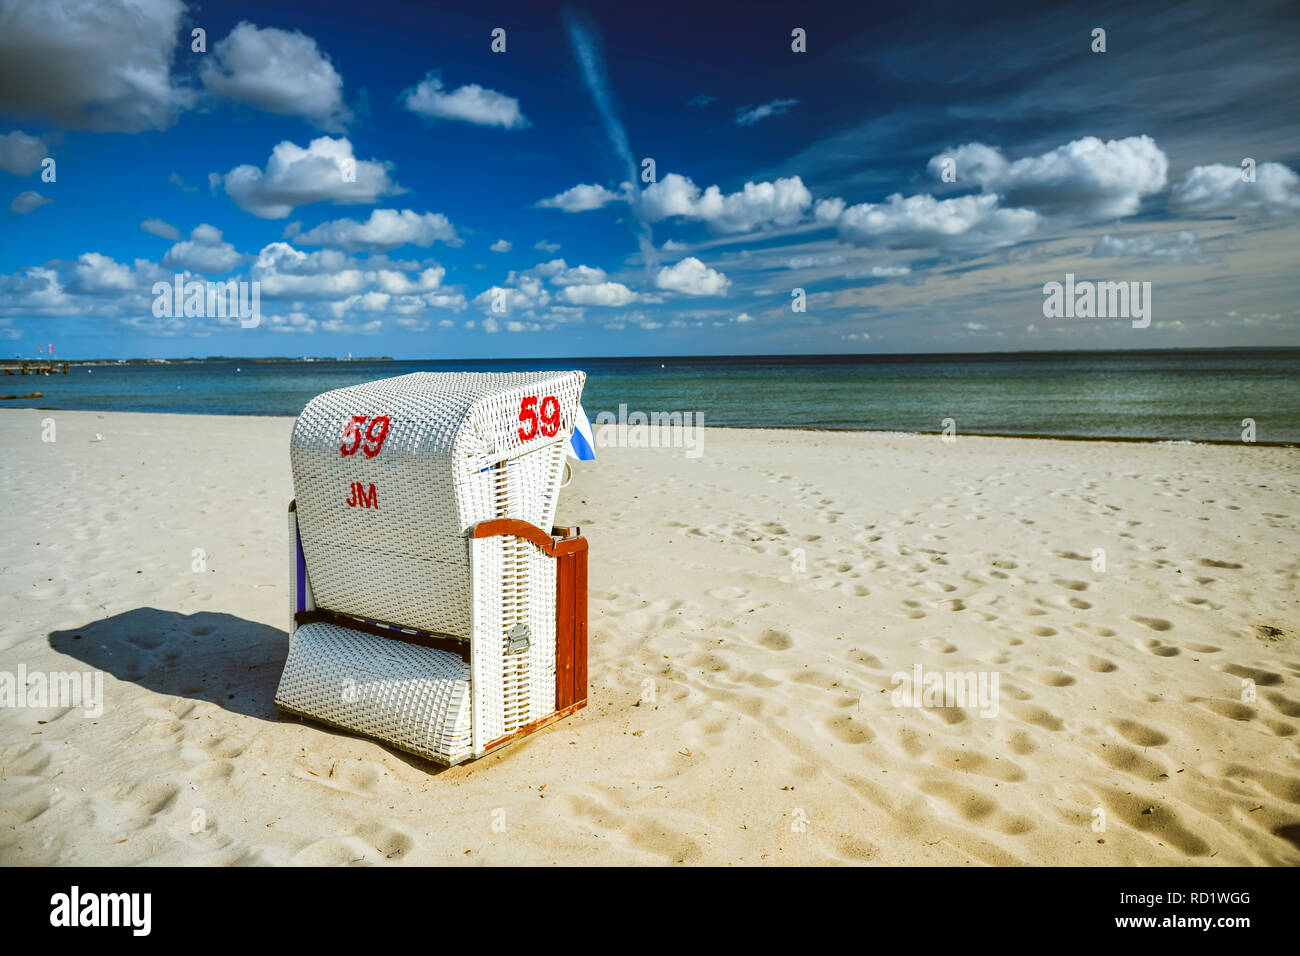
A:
507 623 531 655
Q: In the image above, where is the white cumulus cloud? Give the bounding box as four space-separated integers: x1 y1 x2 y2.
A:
1170 162 1300 218
70 253 136 293
834 192 1038 251
162 224 245 273
641 173 813 233
470 272 558 316
532 259 608 285
215 136 403 219
251 242 370 298
930 136 1169 219
201 22 352 131
373 267 445 295
402 73 527 129
0 267 70 315
559 282 636 306
294 208 459 251
655 256 730 296
536 183 622 212
265 311 319 334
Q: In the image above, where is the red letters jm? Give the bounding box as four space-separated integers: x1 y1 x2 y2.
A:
346 481 378 509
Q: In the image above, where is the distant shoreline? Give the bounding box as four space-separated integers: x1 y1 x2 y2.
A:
59 356 397 366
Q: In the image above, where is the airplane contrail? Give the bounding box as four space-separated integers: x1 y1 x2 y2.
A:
563 8 659 275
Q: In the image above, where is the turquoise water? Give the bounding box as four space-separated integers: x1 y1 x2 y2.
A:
5 349 1299 444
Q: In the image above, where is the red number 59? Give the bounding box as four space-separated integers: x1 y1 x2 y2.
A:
518 395 560 442
341 415 391 458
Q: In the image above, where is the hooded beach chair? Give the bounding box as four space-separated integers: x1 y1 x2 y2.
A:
276 371 589 765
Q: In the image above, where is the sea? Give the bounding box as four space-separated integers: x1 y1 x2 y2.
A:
5 349 1299 445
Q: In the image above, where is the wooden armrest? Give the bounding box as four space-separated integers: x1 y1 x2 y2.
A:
469 519 588 556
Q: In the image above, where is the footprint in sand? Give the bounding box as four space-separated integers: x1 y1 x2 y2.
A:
1202 762 1300 804
1194 698 1256 721
759 629 793 651
1053 579 1090 592
928 747 1028 783
1005 702 1064 732
190 759 235 782
1220 663 1283 686
1094 741 1172 782
820 714 874 745
293 758 387 795
1078 624 1116 638
916 780 1035 835
2 741 54 776
892 727 927 757
1137 638 1180 657
294 823 414 865
1093 786 1210 856
1028 668 1076 687
1003 730 1038 755
1131 616 1174 632
1108 719 1169 747
848 649 884 669
0 790 52 826
822 833 879 863
684 651 730 673
1264 692 1300 718
99 779 180 818
1262 720 1296 737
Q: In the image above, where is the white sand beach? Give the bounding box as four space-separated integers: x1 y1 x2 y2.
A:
1 407 1297 865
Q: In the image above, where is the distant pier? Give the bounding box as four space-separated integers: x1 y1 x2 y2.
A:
1 361 69 376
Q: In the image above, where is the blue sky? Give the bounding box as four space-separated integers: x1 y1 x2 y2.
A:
1 0 1297 359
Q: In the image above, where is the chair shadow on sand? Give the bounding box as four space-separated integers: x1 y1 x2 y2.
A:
47 607 449 773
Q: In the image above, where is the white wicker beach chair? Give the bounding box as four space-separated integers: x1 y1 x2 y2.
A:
276 371 590 765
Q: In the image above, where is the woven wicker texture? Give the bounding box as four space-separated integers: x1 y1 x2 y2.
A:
290 371 584 639
276 620 474 764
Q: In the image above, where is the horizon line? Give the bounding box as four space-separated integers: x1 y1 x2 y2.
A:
41 344 1300 363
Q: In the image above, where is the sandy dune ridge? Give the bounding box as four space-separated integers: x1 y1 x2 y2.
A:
1 408 1297 865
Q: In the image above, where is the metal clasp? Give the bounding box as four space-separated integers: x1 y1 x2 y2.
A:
507 623 531 655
